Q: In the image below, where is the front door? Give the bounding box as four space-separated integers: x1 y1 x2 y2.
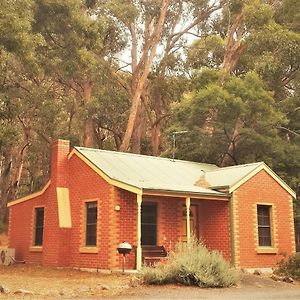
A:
181 205 197 241
141 203 157 245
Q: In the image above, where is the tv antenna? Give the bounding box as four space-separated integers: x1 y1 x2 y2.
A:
172 131 188 160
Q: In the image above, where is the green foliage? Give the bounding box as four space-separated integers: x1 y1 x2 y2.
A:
170 70 286 164
0 0 299 237
187 36 225 69
0 221 8 234
141 238 238 287
275 253 300 280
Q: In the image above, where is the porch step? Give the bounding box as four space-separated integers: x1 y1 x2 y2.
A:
142 245 168 266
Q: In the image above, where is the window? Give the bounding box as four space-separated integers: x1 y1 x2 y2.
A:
257 205 272 247
141 203 157 245
34 207 44 246
85 201 97 246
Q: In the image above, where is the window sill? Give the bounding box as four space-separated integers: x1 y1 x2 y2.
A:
256 247 278 254
29 246 43 252
79 247 99 254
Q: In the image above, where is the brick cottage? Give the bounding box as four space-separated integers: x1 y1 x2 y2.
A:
7 140 296 271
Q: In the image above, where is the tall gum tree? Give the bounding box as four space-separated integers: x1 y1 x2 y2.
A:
33 0 125 147
109 0 225 153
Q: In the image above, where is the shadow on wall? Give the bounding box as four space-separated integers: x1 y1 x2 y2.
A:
296 224 300 252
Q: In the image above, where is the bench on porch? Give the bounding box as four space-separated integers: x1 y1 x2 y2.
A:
142 245 168 266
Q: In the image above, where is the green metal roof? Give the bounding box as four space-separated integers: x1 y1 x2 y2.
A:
204 162 263 188
74 147 289 197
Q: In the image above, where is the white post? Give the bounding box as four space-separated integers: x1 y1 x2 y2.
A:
186 197 191 243
136 193 142 270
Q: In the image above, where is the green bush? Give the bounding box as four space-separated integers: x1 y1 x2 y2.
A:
275 253 300 280
141 238 238 287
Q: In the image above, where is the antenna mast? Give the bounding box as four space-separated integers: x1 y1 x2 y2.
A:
172 131 188 160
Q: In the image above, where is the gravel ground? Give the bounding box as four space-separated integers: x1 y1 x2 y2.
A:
0 264 132 299
1 234 299 300
0 265 299 299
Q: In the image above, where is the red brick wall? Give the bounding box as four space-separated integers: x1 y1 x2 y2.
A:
198 200 231 260
157 197 181 252
42 140 71 266
68 154 112 269
236 170 295 268
8 192 48 264
116 189 137 269
50 140 69 187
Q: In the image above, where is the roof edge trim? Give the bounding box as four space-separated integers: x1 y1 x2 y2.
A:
7 181 51 207
143 189 229 200
229 163 296 198
69 149 142 195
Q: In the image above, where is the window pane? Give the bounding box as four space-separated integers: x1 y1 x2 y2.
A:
86 224 97 246
257 205 272 247
258 206 270 226
141 204 157 245
34 208 44 246
36 208 44 227
86 202 97 246
258 227 271 246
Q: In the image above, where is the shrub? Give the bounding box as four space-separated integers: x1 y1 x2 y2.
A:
141 238 238 287
274 253 300 280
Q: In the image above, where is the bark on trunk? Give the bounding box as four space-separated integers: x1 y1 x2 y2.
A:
131 102 144 154
0 129 30 224
219 119 242 166
119 0 170 152
222 9 247 75
82 79 94 148
0 154 12 224
151 94 163 156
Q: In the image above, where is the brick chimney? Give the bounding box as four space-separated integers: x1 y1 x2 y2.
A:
51 139 70 187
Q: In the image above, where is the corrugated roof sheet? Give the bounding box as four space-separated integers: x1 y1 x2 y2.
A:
75 147 263 196
205 162 263 188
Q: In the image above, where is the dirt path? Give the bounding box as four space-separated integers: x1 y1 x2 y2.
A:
0 265 299 299
110 274 300 300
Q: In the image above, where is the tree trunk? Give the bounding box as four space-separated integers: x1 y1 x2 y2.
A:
82 79 94 148
131 102 143 154
222 9 247 75
219 119 242 166
151 94 163 156
0 140 29 224
119 0 170 152
0 154 12 224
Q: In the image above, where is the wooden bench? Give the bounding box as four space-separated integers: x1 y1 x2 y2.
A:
142 245 168 266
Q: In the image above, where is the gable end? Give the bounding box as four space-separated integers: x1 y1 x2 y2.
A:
229 164 296 198
68 149 142 195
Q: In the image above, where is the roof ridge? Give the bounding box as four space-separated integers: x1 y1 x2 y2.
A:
206 162 263 173
75 146 217 167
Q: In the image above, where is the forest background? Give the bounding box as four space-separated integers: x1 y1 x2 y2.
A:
0 0 299 248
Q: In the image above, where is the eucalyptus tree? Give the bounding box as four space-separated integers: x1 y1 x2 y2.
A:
105 0 227 153
33 0 126 147
0 0 40 223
